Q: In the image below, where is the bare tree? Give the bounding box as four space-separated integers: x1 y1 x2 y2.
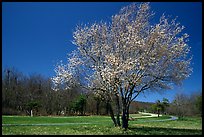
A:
52 2 192 129
168 91 202 117
2 67 26 114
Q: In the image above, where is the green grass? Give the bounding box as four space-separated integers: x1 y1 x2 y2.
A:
128 116 202 135
2 115 202 135
2 115 111 125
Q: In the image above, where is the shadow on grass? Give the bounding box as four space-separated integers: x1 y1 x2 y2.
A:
128 126 202 135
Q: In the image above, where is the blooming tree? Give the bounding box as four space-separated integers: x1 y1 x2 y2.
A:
52 2 192 129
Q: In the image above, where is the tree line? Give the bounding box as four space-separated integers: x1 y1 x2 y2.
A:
2 67 118 116
2 67 201 118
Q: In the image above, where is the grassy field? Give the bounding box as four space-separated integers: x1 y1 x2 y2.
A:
2 114 202 135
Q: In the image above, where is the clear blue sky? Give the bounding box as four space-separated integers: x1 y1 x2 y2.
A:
2 2 202 103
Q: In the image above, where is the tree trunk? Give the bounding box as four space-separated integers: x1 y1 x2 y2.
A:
108 101 117 126
115 95 121 126
122 108 129 130
121 101 129 130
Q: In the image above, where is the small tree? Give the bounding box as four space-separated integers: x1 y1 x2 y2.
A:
156 100 162 117
52 2 192 129
26 101 41 116
77 94 87 115
71 94 87 115
152 98 169 117
162 98 169 115
171 93 189 117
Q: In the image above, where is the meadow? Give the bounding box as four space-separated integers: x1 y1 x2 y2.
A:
2 114 202 135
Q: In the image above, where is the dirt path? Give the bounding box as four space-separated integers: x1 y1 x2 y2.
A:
135 112 178 122
138 111 161 117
